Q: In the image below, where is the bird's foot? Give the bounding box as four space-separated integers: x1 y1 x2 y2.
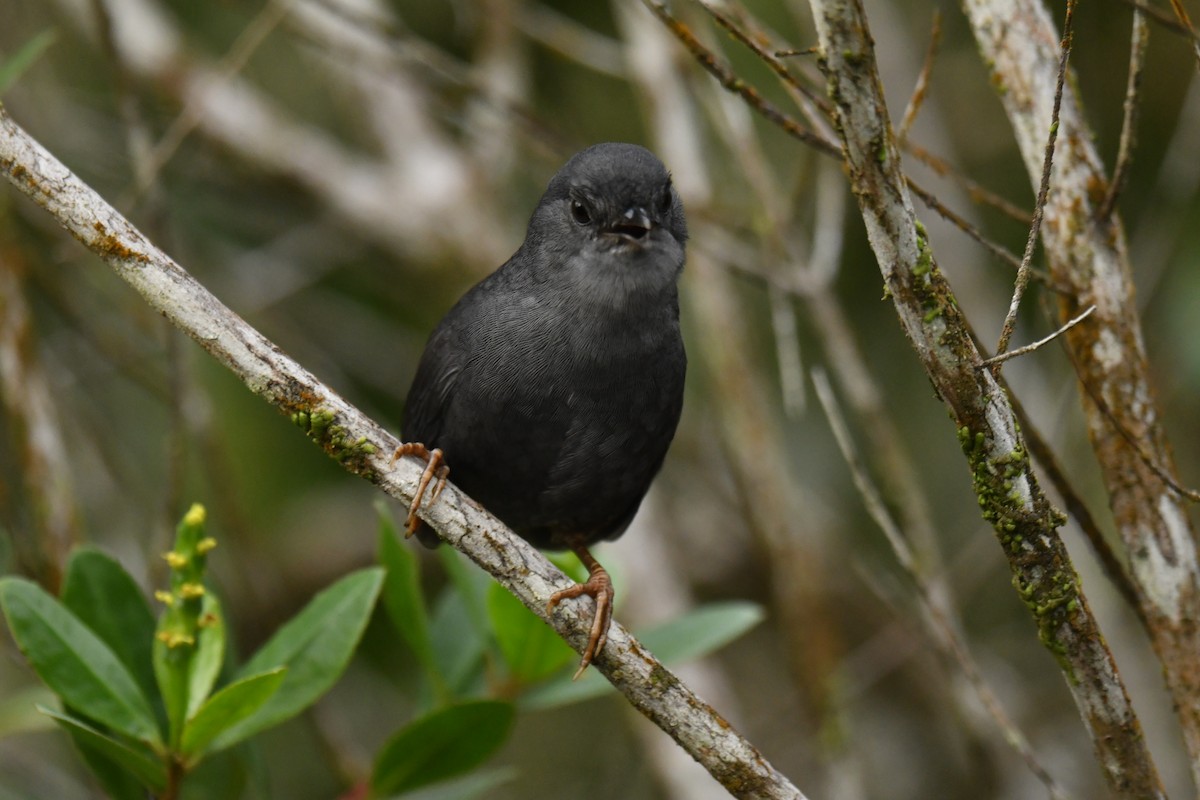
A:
547 549 614 680
391 443 448 536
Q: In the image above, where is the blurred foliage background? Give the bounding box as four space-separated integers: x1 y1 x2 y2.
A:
1 0 1199 798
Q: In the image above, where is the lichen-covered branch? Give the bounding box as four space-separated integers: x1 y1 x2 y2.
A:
963 0 1200 789
0 105 806 800
805 0 1164 796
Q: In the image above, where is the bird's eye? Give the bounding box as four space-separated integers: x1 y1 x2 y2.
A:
659 186 674 213
570 200 592 225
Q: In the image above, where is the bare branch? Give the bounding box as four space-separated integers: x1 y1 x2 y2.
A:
811 369 1072 800
903 140 1030 225
897 9 942 142
1169 0 1200 71
130 0 290 203
992 0 1076 370
694 0 833 119
46 0 508 265
640 0 841 157
1097 8 1149 220
977 304 1095 369
515 4 627 77
806 0 1164 794
904 177 1062 290
0 105 807 800
0 257 78 590
965 0 1200 785
1113 0 1200 41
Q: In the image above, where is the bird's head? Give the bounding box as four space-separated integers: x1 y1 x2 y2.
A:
524 143 688 308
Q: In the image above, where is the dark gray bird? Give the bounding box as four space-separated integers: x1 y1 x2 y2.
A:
396 142 687 676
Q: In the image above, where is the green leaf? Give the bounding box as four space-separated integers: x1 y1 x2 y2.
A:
180 668 285 760
210 567 384 750
0 29 57 95
486 583 574 684
41 706 166 791
74 741 147 800
376 504 442 694
428 589 487 697
518 669 611 711
371 701 514 796
383 767 516 800
637 601 764 663
186 593 225 721
61 548 158 712
521 601 765 711
436 547 490 637
0 578 161 747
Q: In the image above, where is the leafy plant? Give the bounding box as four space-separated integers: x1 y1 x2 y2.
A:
0 500 763 799
0 504 382 799
369 502 765 795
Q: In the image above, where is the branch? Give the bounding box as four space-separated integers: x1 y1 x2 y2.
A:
805 1 1164 795
1097 7 1149 220
0 105 807 800
896 9 942 142
46 0 508 266
977 304 1095 369
810 369 1071 800
991 0 1075 368
964 0 1200 788
1169 0 1200 71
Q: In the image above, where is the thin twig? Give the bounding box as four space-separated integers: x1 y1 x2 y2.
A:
1070 356 1200 504
1112 0 1199 40
905 178 1065 292
811 369 1072 800
774 47 819 57
649 0 1055 297
515 4 627 77
694 0 833 116
640 0 841 157
129 0 292 203
0 257 77 590
897 9 943 142
1169 0 1200 71
992 0 1076 371
1098 8 1149 220
977 304 1095 368
903 140 1030 224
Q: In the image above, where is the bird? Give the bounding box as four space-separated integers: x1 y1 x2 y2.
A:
395 142 688 677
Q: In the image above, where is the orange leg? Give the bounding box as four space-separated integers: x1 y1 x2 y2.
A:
547 544 614 679
391 443 449 536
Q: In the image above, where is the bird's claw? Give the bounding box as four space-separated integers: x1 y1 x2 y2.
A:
547 561 614 680
391 443 448 536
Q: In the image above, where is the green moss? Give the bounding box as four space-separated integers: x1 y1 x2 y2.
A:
909 219 958 335
961 420 1077 683
291 406 378 479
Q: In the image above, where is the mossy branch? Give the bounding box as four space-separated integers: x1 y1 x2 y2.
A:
965 0 1200 789
806 1 1164 796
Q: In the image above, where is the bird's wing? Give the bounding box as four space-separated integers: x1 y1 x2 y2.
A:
401 313 466 446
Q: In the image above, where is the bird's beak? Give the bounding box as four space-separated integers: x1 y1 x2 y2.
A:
610 206 653 240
